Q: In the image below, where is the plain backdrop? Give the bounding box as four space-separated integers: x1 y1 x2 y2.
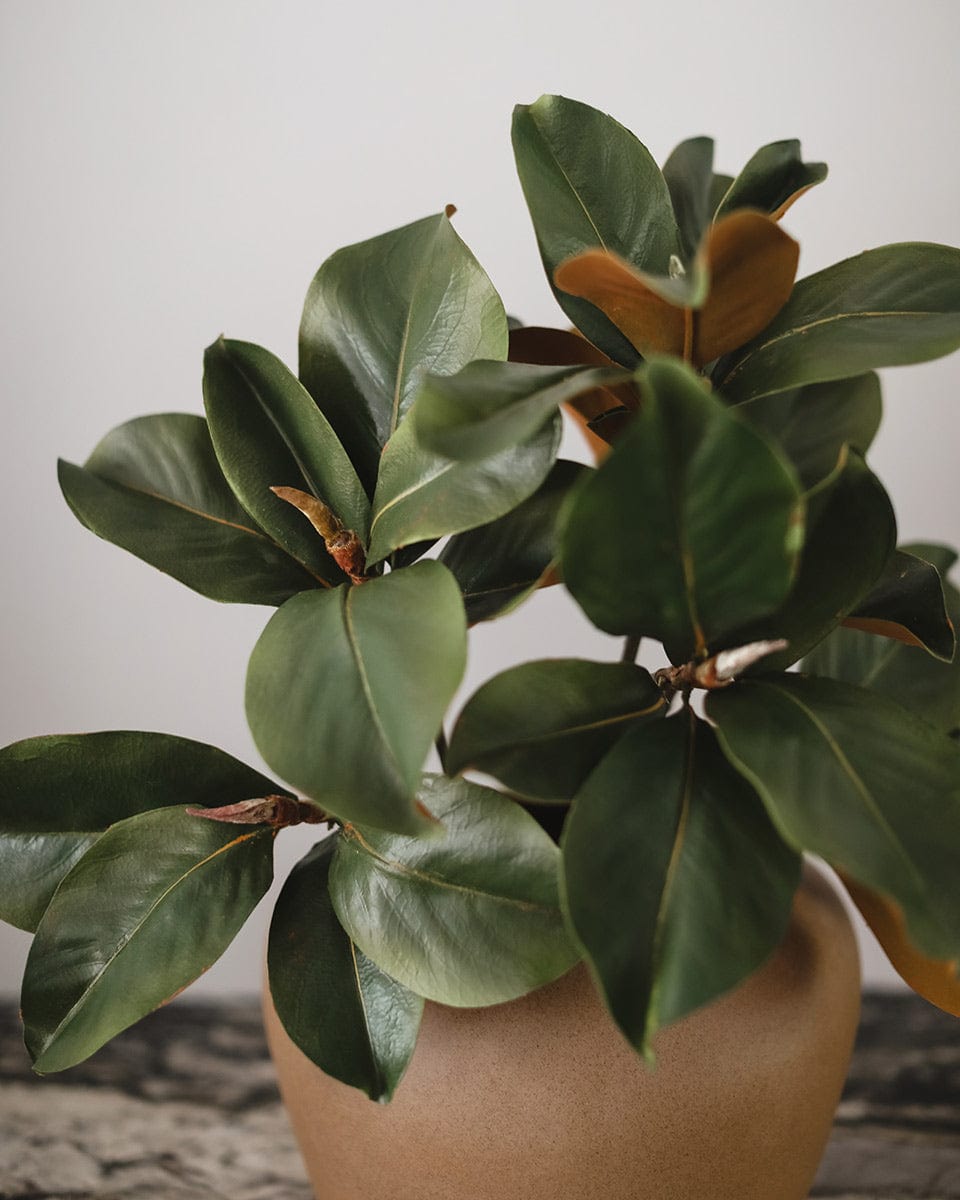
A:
2 0 959 1001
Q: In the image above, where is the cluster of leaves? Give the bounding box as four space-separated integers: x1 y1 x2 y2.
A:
3 95 960 1102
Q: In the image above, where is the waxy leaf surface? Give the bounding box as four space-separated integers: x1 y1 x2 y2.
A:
268 837 422 1102
59 415 321 605
448 659 666 801
22 807 274 1072
246 561 466 835
329 775 579 1006
662 136 715 261
714 139 827 220
845 550 955 661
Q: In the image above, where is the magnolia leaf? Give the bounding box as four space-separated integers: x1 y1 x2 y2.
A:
299 211 509 492
246 561 466 835
714 139 828 221
366 411 561 565
0 731 288 932
512 95 680 364
561 357 803 662
709 675 960 966
439 460 585 623
844 550 955 661
715 244 960 403
22 807 274 1072
662 136 715 262
562 712 800 1052
58 415 322 605
329 775 579 1006
268 837 423 1102
447 659 666 801
508 325 636 418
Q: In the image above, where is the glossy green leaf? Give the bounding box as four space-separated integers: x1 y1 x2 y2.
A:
448 659 666 801
0 731 288 932
662 136 715 262
512 95 680 364
246 561 466 835
329 775 580 1006
410 360 628 461
367 411 561 566
736 372 882 488
562 712 800 1052
268 837 422 1103
439 460 584 623
707 172 734 214
845 550 955 661
561 357 803 661
299 211 509 493
803 544 960 733
709 675 960 965
202 339 346 585
22 807 274 1072
714 139 827 220
723 450 896 671
58 415 322 605
715 244 960 403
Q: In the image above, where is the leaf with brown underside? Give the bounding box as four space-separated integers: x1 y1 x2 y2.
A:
840 873 960 1017
509 325 638 421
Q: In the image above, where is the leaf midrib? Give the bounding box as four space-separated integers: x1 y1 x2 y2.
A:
470 696 667 756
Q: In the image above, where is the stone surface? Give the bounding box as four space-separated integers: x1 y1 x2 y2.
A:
0 992 958 1199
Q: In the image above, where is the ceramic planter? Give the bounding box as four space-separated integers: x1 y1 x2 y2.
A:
264 865 861 1199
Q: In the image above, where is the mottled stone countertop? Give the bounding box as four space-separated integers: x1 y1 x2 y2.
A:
0 993 958 1199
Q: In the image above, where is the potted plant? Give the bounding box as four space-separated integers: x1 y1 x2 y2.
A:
2 94 960 1198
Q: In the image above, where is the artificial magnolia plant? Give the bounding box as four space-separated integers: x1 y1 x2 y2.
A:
3 95 960 1100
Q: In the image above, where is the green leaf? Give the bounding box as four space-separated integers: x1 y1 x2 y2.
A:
410 360 628 461
58 415 322 605
268 837 422 1103
202 339 347 585
22 807 274 1072
245 561 466 835
366 410 561 566
662 136 715 263
714 139 827 220
439 460 584 623
299 211 509 493
560 357 803 661
448 659 666 801
722 450 896 671
803 543 960 733
715 244 960 403
512 95 680 364
0 731 287 932
328 775 579 1006
845 549 955 661
562 712 800 1052
737 372 882 489
709 675 960 965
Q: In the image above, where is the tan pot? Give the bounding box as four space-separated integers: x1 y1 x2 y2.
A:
264 864 861 1200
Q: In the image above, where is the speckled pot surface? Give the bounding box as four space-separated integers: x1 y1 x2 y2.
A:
264 866 861 1200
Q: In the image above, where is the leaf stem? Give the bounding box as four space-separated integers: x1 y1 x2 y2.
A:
620 635 641 664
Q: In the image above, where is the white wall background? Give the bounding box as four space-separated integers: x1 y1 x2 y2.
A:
2 0 959 1000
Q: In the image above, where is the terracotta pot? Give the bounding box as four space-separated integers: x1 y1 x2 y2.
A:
264 865 860 1200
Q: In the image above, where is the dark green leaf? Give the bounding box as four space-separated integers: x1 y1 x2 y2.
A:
707 172 734 214
736 372 882 489
439 460 584 623
202 339 346 585
328 775 579 1006
59 415 322 605
512 95 680 364
366 411 561 566
299 211 509 493
846 550 955 661
0 731 287 932
562 712 799 1052
447 659 666 801
268 837 422 1103
22 807 274 1072
709 675 960 964
715 244 960 403
410 360 628 461
245 561 466 835
714 139 827 220
560 357 803 661
662 136 715 263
